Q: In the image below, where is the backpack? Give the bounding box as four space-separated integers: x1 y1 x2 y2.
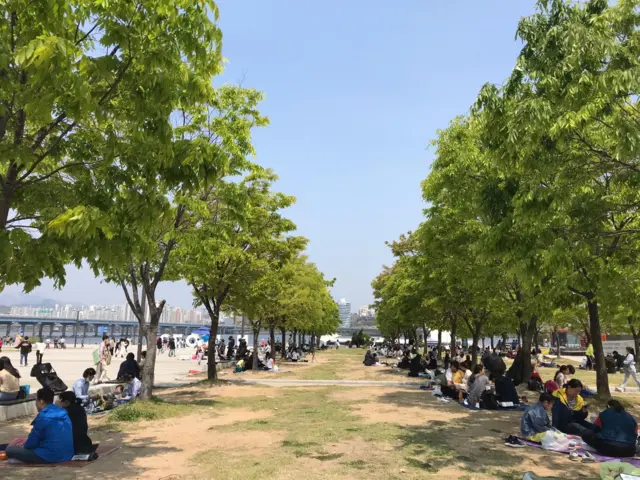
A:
480 390 498 410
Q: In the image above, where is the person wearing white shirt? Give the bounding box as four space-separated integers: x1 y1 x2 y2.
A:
72 368 99 405
124 375 142 398
617 346 640 392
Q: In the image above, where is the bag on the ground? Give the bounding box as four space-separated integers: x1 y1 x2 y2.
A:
527 378 544 393
480 390 498 410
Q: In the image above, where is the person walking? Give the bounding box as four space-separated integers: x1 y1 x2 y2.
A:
585 342 594 370
93 335 111 384
616 346 640 392
18 337 32 367
168 337 176 357
35 340 45 364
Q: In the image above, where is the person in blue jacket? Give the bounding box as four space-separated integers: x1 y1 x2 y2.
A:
581 399 638 457
521 392 555 441
6 387 74 463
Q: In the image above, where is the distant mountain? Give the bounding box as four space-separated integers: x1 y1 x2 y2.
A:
0 293 62 308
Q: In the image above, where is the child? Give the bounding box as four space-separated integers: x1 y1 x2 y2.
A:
520 392 555 441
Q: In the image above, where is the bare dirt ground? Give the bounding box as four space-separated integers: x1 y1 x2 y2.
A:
0 349 612 479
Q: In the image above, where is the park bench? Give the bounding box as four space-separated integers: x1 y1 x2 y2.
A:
0 393 38 422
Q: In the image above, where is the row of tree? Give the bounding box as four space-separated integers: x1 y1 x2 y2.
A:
1 1 339 399
372 0 640 398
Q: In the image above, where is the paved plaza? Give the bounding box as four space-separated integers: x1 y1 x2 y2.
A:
0 345 202 391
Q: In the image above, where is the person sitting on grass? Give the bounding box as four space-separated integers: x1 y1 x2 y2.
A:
72 368 100 407
441 361 462 399
467 366 489 407
408 351 423 377
580 399 638 458
265 356 279 372
117 352 140 380
123 373 142 399
5 388 74 464
427 351 438 370
58 391 95 455
363 350 375 366
521 393 555 442
453 362 470 392
494 366 520 406
396 351 410 369
551 379 596 436
553 365 569 388
467 364 483 390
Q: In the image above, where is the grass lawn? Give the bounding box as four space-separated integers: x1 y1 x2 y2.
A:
1 348 634 480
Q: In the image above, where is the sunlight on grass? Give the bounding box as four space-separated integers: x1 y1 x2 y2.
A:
108 396 204 422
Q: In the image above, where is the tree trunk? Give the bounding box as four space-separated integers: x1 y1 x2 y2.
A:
422 325 429 355
136 287 147 362
471 323 481 367
450 317 457 352
437 329 442 359
280 327 287 359
587 299 610 398
269 325 276 360
490 336 494 349
207 306 220 381
252 323 260 370
141 320 158 400
554 328 561 359
520 315 537 386
136 326 145 362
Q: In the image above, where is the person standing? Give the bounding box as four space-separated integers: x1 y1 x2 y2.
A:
218 339 225 360
227 336 236 360
93 335 110 384
18 337 32 367
35 340 45 364
585 342 594 370
616 346 640 392
168 337 176 357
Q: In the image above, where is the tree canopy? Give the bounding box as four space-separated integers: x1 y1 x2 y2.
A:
373 0 640 397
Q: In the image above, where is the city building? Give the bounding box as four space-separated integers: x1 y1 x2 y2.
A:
358 305 375 318
337 298 351 327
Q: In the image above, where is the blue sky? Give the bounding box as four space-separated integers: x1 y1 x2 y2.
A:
1 1 538 311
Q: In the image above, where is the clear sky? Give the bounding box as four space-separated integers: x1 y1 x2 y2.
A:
1 1 538 310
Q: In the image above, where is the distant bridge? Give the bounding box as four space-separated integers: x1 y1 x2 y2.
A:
0 316 380 344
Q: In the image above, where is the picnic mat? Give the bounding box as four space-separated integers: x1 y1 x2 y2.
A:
0 444 120 468
458 401 527 412
517 438 640 467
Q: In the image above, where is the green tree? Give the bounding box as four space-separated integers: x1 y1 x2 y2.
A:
176 170 300 379
476 0 640 397
0 0 223 291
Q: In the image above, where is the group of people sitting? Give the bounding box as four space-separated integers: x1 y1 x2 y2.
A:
520 383 638 458
73 364 141 414
1 351 148 464
3 387 94 464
